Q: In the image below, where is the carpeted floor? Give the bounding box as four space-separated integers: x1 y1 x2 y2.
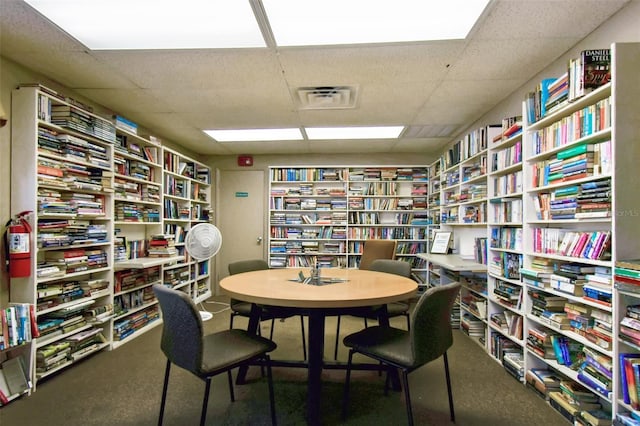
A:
0 297 568 425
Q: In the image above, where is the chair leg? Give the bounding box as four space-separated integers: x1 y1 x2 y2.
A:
400 369 413 426
201 378 212 426
227 370 235 402
334 315 341 360
265 355 277 426
342 349 355 419
299 315 307 360
158 359 171 426
443 352 455 422
384 368 391 396
270 318 276 340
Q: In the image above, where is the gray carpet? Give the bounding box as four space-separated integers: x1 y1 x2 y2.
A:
0 297 568 425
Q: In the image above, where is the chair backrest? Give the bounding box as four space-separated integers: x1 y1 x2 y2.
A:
228 259 269 275
368 259 411 278
359 240 397 270
410 282 461 367
153 284 203 374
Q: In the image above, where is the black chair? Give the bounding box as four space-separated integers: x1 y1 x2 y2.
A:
333 243 400 360
342 281 461 426
153 284 277 426
228 259 307 360
365 259 412 329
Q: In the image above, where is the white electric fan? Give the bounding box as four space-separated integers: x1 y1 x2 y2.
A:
184 223 223 321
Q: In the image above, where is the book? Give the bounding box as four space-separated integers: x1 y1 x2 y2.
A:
580 409 612 426
620 354 640 405
581 49 611 89
1 356 30 395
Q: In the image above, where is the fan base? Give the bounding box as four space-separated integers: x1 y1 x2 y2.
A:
199 311 213 321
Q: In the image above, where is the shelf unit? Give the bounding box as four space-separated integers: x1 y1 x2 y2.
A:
422 44 640 424
268 166 432 289
7 84 215 400
162 147 213 304
111 127 164 347
486 116 525 372
517 43 640 423
10 85 115 391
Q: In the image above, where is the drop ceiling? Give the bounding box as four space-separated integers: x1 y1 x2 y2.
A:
0 0 631 156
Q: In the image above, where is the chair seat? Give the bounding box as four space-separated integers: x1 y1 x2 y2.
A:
200 329 277 375
343 325 413 367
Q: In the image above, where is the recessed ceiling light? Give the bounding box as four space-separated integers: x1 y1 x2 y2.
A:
24 0 266 49
262 0 490 46
305 126 404 140
204 128 303 142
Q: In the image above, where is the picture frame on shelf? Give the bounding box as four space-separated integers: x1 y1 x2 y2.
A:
430 231 453 254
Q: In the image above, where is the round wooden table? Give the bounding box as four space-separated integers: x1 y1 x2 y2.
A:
220 267 417 425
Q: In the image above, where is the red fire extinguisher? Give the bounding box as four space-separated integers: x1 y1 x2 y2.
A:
4 211 32 278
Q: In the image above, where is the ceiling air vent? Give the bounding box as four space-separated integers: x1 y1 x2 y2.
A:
296 86 358 110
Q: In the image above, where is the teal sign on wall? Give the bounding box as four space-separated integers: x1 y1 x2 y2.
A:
235 192 249 197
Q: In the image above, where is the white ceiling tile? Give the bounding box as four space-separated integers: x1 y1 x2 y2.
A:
0 0 634 156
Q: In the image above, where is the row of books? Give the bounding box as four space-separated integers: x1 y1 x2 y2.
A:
37 114 114 166
114 134 159 166
535 178 611 221
532 228 611 261
271 168 346 182
489 226 522 251
492 279 523 313
349 167 428 182
488 251 522 280
525 48 611 124
531 142 611 189
530 97 611 157
114 287 156 318
38 219 108 248
492 115 523 144
491 198 523 224
492 169 523 197
0 304 38 350
113 305 159 342
114 266 161 294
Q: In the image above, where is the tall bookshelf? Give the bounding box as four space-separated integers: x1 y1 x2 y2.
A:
10 85 115 390
486 116 525 375
110 128 166 348
267 166 432 290
7 84 215 397
437 125 499 352
517 43 639 423
162 147 213 304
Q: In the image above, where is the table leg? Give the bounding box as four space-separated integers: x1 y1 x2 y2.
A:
236 303 262 385
306 309 325 426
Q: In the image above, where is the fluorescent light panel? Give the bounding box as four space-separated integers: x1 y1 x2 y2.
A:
24 0 266 49
204 128 303 142
306 126 404 140
262 0 490 46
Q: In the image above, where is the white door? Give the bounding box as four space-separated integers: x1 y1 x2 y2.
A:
215 169 266 293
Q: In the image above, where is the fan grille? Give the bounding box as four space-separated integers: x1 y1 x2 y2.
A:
185 223 222 260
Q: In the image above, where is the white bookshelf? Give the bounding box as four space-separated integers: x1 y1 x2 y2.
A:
267 166 433 289
10 85 116 391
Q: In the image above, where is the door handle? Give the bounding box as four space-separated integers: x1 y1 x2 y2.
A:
256 237 263 245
